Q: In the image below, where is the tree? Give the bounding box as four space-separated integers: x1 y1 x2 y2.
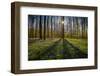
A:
61 16 64 40
39 16 42 39
43 16 46 40
47 16 49 38
51 16 53 38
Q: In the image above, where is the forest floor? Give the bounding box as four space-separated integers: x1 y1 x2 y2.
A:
28 38 88 60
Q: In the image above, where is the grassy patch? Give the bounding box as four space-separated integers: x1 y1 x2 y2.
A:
28 38 59 60
66 38 88 54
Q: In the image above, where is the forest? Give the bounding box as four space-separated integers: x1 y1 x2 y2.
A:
28 15 88 60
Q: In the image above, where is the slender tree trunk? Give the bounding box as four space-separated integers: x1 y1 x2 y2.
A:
85 18 88 38
35 17 37 39
62 16 64 40
44 16 46 40
70 17 73 38
76 17 79 39
54 17 56 38
82 18 84 38
39 16 42 39
69 17 72 38
47 16 49 38
31 19 34 39
51 16 53 38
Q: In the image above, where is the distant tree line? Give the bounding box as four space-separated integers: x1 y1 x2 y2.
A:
28 15 88 40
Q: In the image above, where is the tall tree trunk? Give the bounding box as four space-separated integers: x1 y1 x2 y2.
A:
82 18 84 38
47 16 49 38
35 16 38 39
76 17 79 39
54 17 56 38
51 16 53 38
62 16 64 40
44 16 46 40
31 19 34 39
39 16 42 39
85 18 88 38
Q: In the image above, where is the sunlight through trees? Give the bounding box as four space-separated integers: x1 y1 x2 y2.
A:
28 15 88 40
